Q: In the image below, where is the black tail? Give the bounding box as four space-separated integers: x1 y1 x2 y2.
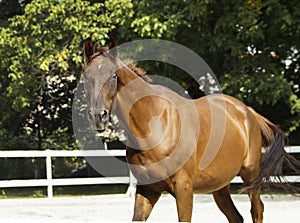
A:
248 112 300 194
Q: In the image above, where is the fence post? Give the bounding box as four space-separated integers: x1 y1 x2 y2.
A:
46 149 53 198
126 170 137 197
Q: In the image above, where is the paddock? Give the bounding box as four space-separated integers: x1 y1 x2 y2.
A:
0 194 299 222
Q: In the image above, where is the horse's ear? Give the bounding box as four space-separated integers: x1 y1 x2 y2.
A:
108 37 118 58
84 37 94 64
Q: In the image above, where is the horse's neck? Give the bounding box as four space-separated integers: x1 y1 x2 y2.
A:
115 65 151 106
116 66 139 91
114 67 154 138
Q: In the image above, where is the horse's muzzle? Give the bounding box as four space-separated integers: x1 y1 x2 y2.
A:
88 109 109 132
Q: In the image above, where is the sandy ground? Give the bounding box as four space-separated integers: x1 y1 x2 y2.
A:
0 194 299 222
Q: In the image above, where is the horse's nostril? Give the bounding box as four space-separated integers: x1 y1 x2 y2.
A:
100 110 108 122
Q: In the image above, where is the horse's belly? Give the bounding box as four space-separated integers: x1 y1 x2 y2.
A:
192 136 246 193
192 169 236 193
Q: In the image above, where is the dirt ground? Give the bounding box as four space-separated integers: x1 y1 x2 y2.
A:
0 194 299 222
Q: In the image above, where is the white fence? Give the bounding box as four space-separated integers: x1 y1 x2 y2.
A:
0 149 137 198
0 147 299 198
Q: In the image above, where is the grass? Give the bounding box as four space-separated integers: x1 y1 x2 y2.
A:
0 184 128 199
1 183 297 199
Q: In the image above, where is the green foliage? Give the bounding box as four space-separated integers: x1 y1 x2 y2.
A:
122 0 189 39
138 1 297 133
0 0 299 184
1 189 7 198
0 0 299 155
0 0 133 150
125 0 300 134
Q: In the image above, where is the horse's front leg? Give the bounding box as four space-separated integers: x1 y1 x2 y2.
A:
132 185 161 221
173 172 193 222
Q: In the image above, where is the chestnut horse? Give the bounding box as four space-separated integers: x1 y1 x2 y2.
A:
82 39 299 223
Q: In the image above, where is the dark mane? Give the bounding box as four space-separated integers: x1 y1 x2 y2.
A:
122 59 152 82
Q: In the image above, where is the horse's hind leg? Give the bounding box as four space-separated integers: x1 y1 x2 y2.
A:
239 167 264 223
212 184 244 223
247 188 264 223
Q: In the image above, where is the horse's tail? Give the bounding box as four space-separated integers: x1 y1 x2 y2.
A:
247 110 300 193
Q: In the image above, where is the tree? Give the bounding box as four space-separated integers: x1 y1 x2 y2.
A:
1 0 299 152
118 0 300 135
0 0 133 150
0 0 32 26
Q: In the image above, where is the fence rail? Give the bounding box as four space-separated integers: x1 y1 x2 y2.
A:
0 146 299 198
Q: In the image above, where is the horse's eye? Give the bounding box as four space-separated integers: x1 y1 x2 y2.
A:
112 72 117 79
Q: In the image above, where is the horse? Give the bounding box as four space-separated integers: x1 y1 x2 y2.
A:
82 38 300 223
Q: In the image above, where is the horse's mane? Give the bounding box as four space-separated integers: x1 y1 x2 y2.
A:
122 59 152 82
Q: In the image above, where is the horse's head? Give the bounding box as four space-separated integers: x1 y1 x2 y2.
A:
83 38 118 132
